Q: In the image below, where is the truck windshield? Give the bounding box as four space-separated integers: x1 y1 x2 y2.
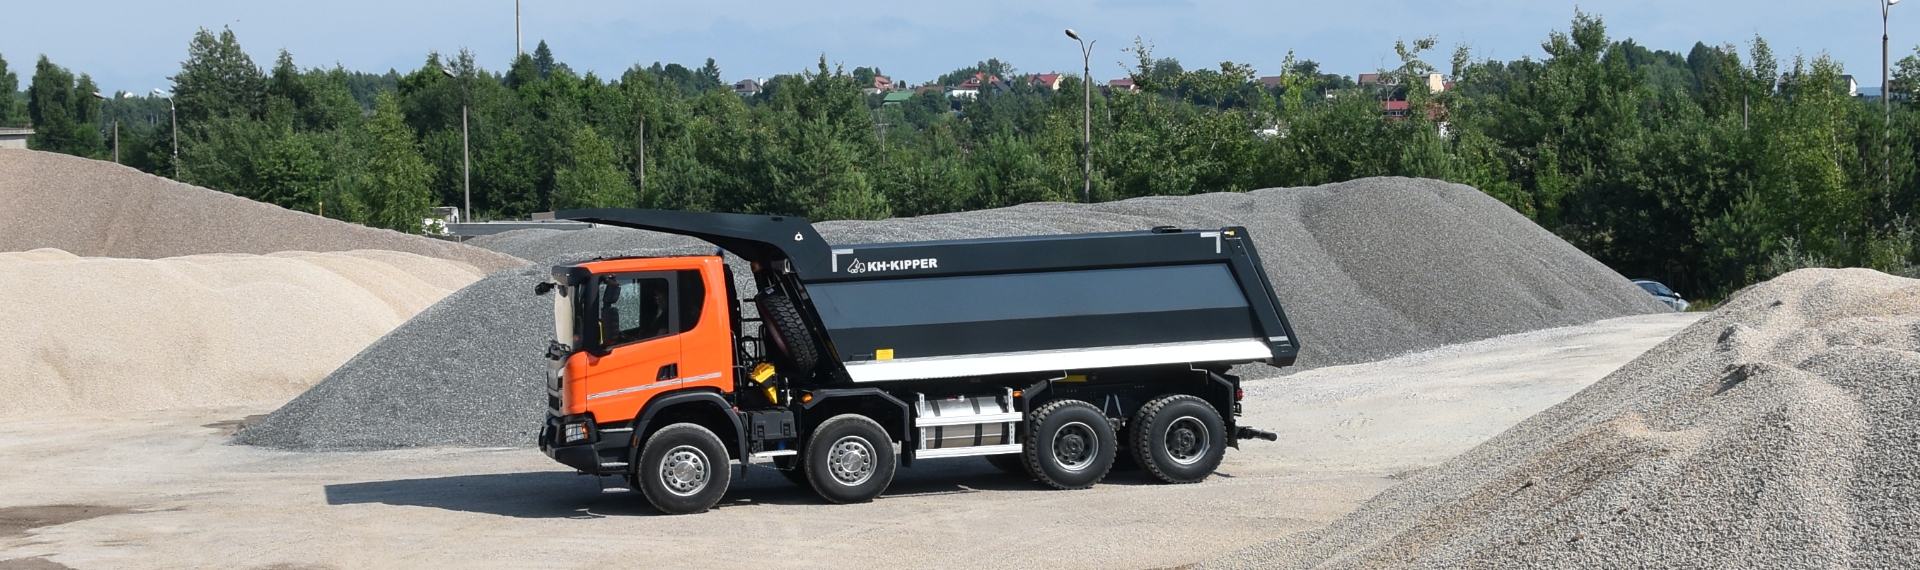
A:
554 284 575 348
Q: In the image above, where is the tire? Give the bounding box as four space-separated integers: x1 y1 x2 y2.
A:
985 452 1029 477
804 415 896 504
757 294 819 373
1023 400 1116 490
635 423 733 515
1130 395 1228 484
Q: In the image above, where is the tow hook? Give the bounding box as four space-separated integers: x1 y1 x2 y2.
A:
1235 426 1278 441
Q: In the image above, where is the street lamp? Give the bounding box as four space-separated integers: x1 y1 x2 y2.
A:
1065 28 1094 204
442 67 471 224
152 89 178 178
1884 0 1901 195
91 91 118 164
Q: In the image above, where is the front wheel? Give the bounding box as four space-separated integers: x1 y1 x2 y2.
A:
804 415 896 504
634 423 733 514
1130 395 1227 484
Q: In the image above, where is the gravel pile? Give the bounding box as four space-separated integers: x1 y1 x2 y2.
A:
0 249 485 416
0 149 524 272
240 177 1666 449
1203 268 1920 569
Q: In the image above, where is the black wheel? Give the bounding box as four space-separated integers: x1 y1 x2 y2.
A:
985 453 1029 477
1130 395 1227 484
804 415 896 504
757 294 819 373
634 423 733 515
1023 400 1116 490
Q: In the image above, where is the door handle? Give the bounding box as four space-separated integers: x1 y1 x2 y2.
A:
657 363 678 381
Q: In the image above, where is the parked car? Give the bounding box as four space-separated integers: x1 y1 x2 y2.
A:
1631 279 1689 311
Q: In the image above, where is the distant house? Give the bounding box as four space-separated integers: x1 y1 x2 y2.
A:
882 91 914 105
1107 77 1137 92
950 72 1001 99
0 127 31 150
874 75 894 91
1841 75 1860 97
1259 75 1286 89
1029 73 1064 90
1384 99 1411 118
1424 73 1446 93
914 85 946 95
1357 73 1384 86
733 78 762 96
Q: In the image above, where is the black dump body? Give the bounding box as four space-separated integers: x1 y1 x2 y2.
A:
557 209 1298 383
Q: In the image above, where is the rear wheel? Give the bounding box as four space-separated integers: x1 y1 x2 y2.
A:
804 415 896 504
634 423 732 514
1130 395 1227 484
1023 400 1116 490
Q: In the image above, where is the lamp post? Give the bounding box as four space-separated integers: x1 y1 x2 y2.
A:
1065 29 1094 204
152 89 178 178
91 91 118 163
1885 0 1902 195
442 67 471 223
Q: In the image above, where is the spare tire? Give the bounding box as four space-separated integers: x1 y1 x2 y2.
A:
757 294 819 373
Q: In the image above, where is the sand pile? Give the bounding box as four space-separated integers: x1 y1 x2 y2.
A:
240 177 1667 450
0 249 486 416
1205 268 1920 569
0 149 524 272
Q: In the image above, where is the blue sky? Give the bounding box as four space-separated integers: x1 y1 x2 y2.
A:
1 1 1912 94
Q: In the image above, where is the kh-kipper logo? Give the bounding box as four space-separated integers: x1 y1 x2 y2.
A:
844 257 938 274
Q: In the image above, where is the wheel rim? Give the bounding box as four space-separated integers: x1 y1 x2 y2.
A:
827 435 876 486
1052 421 1099 472
658 445 711 497
1164 416 1211 466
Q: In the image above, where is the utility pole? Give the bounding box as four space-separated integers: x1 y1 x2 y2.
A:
1885 0 1902 196
517 0 523 56
1066 29 1095 204
442 68 471 222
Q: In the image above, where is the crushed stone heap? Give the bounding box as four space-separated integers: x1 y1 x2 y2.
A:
0 249 485 416
1204 268 1920 569
0 149 524 272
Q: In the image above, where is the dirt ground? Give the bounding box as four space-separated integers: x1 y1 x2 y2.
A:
0 313 1699 570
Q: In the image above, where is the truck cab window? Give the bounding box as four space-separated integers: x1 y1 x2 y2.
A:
598 276 671 347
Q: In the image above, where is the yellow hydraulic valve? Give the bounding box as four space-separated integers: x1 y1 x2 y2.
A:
750 363 778 402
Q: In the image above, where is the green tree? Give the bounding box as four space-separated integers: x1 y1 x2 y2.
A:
551 124 637 208
361 92 435 232
0 54 22 127
25 56 105 157
172 27 265 124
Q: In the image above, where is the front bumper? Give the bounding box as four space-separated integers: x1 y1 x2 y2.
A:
539 414 636 475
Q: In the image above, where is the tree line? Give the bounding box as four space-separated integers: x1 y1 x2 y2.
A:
4 12 1917 298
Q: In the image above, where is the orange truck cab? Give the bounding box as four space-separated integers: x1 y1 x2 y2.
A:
536 209 1296 515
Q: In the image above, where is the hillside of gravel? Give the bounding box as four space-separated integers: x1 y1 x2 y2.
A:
0 149 524 272
1204 268 1920 569
0 249 486 416
240 177 1667 449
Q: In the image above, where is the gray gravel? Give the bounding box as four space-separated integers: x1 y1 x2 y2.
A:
0 149 524 272
240 176 1666 450
1202 268 1920 569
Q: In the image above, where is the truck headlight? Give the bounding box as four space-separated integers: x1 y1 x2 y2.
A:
563 422 588 443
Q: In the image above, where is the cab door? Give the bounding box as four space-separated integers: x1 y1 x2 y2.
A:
578 271 684 421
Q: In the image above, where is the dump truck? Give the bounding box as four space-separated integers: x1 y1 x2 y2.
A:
535 209 1298 514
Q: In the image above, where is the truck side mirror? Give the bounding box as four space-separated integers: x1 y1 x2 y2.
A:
534 282 555 296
